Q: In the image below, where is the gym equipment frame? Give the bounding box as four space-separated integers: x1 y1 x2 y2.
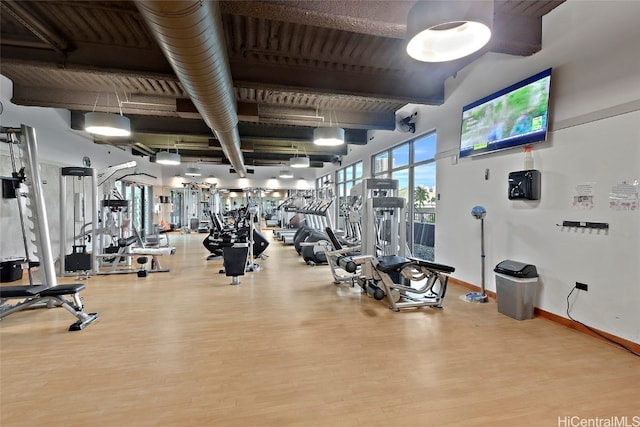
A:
59 166 99 277
352 255 455 312
0 125 98 331
322 201 455 311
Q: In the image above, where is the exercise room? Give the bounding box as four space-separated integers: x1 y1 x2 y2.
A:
1 1 638 426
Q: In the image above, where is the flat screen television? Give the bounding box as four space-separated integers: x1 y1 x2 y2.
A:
459 68 552 158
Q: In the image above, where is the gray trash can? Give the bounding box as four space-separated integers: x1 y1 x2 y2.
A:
494 260 538 320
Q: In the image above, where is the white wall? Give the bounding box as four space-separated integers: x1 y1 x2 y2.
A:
319 0 640 343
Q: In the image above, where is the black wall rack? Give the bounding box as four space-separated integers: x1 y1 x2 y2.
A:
557 220 609 230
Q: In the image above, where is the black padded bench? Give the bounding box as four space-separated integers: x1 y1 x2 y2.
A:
0 283 98 331
376 255 413 273
1 283 84 298
408 257 456 274
376 255 455 275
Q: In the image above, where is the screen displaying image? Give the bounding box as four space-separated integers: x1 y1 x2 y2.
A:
460 68 552 158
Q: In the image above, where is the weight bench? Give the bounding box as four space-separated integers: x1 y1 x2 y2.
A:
0 284 99 331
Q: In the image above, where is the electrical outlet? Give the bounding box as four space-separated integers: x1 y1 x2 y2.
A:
576 282 588 291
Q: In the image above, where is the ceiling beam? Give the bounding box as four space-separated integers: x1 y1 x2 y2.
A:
176 98 260 122
219 1 411 39
159 150 339 164
237 123 368 145
257 105 395 130
489 12 543 56
177 98 395 130
210 138 348 156
13 84 177 116
228 60 446 105
0 40 173 74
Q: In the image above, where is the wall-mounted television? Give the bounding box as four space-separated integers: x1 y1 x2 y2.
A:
459 68 552 158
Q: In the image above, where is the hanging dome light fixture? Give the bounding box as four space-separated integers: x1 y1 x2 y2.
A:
156 139 181 165
84 91 132 137
290 145 310 168
406 0 493 63
313 126 345 146
85 112 131 137
313 105 345 146
290 156 310 168
279 168 294 179
185 165 202 176
156 150 181 165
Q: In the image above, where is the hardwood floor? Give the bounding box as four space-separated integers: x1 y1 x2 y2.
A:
1 231 638 426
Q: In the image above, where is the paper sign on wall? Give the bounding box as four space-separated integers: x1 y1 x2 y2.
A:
609 180 639 211
572 183 595 209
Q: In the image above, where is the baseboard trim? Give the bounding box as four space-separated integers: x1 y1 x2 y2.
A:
448 277 639 354
533 308 640 354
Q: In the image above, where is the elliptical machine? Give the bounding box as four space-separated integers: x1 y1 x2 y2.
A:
212 204 270 284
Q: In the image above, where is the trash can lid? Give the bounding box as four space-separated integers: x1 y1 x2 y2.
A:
494 260 538 278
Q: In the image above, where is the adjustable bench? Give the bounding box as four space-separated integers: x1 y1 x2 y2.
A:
0 284 99 331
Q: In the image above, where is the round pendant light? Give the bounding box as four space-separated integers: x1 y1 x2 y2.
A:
156 151 181 165
290 156 310 168
279 168 294 179
313 127 345 146
84 112 131 137
185 166 202 176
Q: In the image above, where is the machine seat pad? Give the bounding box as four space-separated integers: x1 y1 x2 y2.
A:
130 247 174 256
376 255 412 273
408 257 455 274
1 284 85 298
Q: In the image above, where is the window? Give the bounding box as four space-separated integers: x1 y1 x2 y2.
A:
371 132 437 260
316 173 332 190
392 143 409 169
354 162 363 181
335 161 363 229
392 168 409 206
414 133 437 163
373 152 389 175
413 162 436 259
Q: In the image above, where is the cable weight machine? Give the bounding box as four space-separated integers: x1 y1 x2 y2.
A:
59 166 98 277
